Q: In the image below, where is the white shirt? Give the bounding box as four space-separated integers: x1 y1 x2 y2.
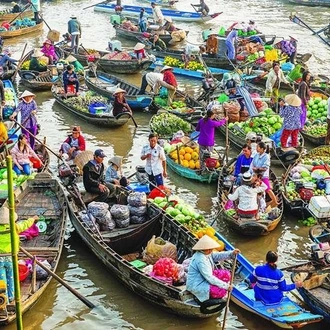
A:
146 72 163 89
141 143 166 176
152 6 164 24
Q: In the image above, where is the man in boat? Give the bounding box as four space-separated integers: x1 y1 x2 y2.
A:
68 15 82 55
0 207 39 306
141 133 167 191
82 149 116 203
249 251 303 305
0 48 18 72
59 126 86 161
192 0 210 16
11 2 21 13
151 2 164 26
28 0 41 24
138 71 163 94
233 144 253 185
62 65 79 97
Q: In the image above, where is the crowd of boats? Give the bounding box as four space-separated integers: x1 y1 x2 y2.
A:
1 0 330 328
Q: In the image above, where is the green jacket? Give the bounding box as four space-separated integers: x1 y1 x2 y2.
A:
0 218 35 254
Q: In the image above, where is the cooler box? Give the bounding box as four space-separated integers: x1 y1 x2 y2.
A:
127 182 150 193
89 102 107 114
108 39 122 51
110 14 121 25
308 196 330 219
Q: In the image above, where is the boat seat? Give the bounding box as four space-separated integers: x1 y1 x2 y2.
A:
81 192 99 204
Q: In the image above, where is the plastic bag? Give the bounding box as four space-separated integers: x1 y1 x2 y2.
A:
110 204 130 220
153 257 178 281
127 192 147 207
36 260 51 280
79 210 100 233
142 235 178 264
128 205 147 216
115 217 130 228
130 215 147 224
88 201 109 217
210 269 231 298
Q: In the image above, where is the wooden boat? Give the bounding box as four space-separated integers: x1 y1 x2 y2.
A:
0 9 33 22
289 0 330 7
51 85 132 128
94 3 222 23
0 21 43 39
114 24 188 46
217 160 283 236
300 130 325 146
60 46 153 74
61 176 227 318
0 172 68 325
84 70 153 110
140 0 177 7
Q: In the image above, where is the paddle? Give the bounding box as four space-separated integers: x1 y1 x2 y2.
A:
115 112 138 128
221 253 237 330
190 4 205 22
20 247 95 308
8 4 30 25
12 43 27 81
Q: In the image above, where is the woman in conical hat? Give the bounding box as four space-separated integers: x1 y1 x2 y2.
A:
9 90 39 149
112 88 132 117
29 48 47 72
186 235 240 302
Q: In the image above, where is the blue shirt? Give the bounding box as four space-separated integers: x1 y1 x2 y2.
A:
250 152 270 178
249 263 296 305
234 153 253 177
105 165 119 184
226 29 237 43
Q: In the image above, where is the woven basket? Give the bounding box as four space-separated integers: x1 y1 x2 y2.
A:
74 150 94 174
303 274 328 290
47 30 60 42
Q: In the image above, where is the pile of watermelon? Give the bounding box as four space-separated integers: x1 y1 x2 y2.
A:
307 97 328 121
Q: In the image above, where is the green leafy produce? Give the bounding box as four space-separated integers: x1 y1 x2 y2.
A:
63 91 108 112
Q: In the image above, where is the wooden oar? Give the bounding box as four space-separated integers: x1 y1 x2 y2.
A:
20 247 95 308
115 112 138 128
221 254 237 330
12 43 27 81
9 4 30 24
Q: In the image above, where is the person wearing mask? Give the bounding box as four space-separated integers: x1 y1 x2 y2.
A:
196 109 227 172
186 235 240 303
40 39 58 65
139 8 148 32
279 94 302 148
62 65 79 97
0 207 39 305
228 172 267 218
154 66 177 105
249 251 303 305
326 97 330 145
138 71 163 95
9 90 39 149
151 2 164 26
296 70 311 128
112 88 132 117
68 15 82 54
233 144 253 185
59 126 86 161
265 62 291 105
225 25 242 60
141 133 167 191
83 149 115 203
28 49 47 72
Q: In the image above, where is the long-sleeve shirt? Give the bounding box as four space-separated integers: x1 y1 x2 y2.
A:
265 69 290 93
163 70 177 88
68 18 81 35
113 95 131 117
83 160 105 191
62 70 78 86
13 100 38 129
186 250 234 302
196 118 226 146
59 134 86 153
228 182 267 211
249 263 296 305
250 152 270 178
234 154 253 176
279 104 302 130
41 45 58 61
105 165 120 184
297 81 310 105
11 142 38 166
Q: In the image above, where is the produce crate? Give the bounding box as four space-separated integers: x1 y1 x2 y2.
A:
308 196 330 219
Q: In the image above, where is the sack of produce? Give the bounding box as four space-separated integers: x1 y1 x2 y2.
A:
143 235 178 264
127 192 147 207
110 204 130 220
130 215 147 224
223 100 240 114
88 201 109 217
152 257 179 282
228 112 240 123
128 205 147 216
115 217 130 228
79 210 100 233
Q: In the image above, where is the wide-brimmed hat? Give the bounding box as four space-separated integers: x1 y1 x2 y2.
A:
43 39 52 45
246 132 257 141
242 172 253 183
192 235 221 251
289 35 297 41
285 94 302 107
160 65 173 72
113 88 127 95
134 42 145 51
19 90 36 99
66 55 77 62
0 206 18 224
164 17 172 23
31 48 43 57
108 156 123 168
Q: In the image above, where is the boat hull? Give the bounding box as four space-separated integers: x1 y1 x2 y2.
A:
0 21 43 39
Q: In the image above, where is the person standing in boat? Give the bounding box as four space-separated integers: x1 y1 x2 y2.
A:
138 71 163 95
112 88 132 117
9 90 39 150
139 8 148 33
59 126 86 161
249 251 303 305
28 0 41 24
0 207 39 305
151 2 164 26
68 15 82 55
296 70 311 128
225 24 242 61
186 235 240 303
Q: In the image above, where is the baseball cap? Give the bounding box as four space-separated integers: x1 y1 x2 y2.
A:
94 149 107 158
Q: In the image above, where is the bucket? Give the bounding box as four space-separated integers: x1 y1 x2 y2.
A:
19 264 29 282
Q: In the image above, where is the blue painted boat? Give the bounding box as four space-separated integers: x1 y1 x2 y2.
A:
94 3 222 23
84 70 153 110
288 0 330 7
215 230 324 328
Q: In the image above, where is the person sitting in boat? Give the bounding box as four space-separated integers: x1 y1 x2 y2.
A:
133 42 149 63
206 33 218 57
40 39 58 65
11 2 21 13
65 55 84 75
247 20 261 34
105 156 129 187
59 126 86 161
0 48 18 72
192 0 210 16
139 8 149 33
83 149 116 203
279 94 302 148
228 171 267 218
121 17 139 32
249 251 303 305
0 207 39 305
151 2 164 26
225 79 245 112
29 49 47 72
138 71 163 94
152 34 167 51
154 66 177 106
62 65 79 97
186 235 240 303
234 144 253 185
11 134 43 175
112 88 132 117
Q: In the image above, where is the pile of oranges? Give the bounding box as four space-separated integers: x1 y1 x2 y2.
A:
195 227 225 251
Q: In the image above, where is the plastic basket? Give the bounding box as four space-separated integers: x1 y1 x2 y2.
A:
89 103 107 114
129 260 147 269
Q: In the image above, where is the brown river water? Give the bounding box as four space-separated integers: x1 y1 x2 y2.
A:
2 0 330 328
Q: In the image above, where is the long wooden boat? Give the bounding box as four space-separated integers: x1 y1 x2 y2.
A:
84 70 153 110
51 85 132 128
300 130 325 145
0 172 68 325
0 21 43 39
60 46 153 74
0 9 33 22
217 160 283 236
289 0 330 7
62 178 227 318
94 3 222 23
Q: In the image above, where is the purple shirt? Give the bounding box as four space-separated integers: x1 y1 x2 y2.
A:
196 118 226 146
14 100 38 129
279 104 302 130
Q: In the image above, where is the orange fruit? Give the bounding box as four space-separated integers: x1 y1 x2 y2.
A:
179 148 185 155
184 153 192 161
182 160 189 167
184 146 193 154
191 151 199 160
189 160 195 169
170 151 178 160
215 160 221 168
195 160 200 169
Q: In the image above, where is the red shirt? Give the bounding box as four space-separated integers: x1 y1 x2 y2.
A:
163 70 177 88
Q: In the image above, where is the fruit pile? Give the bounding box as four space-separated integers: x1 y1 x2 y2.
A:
307 97 328 121
63 92 108 112
168 145 201 169
153 258 178 281
21 59 48 70
150 112 192 137
298 217 317 227
163 56 204 71
303 123 327 137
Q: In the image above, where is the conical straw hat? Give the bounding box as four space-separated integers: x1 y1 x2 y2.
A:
192 235 220 250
